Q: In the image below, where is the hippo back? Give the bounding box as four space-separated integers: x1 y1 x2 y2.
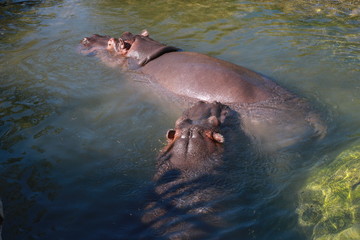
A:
140 51 293 104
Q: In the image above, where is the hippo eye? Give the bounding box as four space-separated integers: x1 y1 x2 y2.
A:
208 116 220 127
221 109 229 116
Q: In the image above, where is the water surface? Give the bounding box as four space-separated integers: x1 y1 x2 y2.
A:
0 0 359 239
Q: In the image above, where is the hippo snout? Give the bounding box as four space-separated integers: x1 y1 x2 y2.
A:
79 34 111 52
180 126 201 139
175 127 209 154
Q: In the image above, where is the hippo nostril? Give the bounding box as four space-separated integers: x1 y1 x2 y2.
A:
181 130 191 139
191 130 199 138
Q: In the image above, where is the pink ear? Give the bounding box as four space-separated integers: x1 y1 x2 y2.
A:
166 129 176 140
141 29 149 37
212 132 224 143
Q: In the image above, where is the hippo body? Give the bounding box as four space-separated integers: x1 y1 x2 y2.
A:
80 31 326 151
141 51 291 104
142 101 244 239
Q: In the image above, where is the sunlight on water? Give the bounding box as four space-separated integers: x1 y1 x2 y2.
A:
0 0 359 239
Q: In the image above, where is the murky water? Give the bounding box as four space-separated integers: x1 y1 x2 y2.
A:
0 0 359 239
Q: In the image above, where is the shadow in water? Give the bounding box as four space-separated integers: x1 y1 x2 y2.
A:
0 0 42 6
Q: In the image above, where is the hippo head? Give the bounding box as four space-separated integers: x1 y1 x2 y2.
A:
160 101 234 169
79 34 111 56
107 30 180 68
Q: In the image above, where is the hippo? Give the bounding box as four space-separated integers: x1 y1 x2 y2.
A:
141 101 246 240
79 30 327 151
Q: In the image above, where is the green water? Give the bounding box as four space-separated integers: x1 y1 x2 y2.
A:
0 0 359 239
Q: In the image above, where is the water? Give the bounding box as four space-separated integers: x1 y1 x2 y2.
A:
0 0 359 239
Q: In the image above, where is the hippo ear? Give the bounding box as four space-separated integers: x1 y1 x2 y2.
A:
212 132 224 143
205 130 224 143
166 129 176 140
141 29 149 37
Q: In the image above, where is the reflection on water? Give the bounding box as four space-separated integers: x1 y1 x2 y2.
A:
0 0 359 239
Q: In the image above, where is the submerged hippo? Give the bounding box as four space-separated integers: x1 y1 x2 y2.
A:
79 30 327 151
141 101 245 239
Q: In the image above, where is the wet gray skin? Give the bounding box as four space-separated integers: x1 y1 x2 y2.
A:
79 30 327 152
141 101 243 240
